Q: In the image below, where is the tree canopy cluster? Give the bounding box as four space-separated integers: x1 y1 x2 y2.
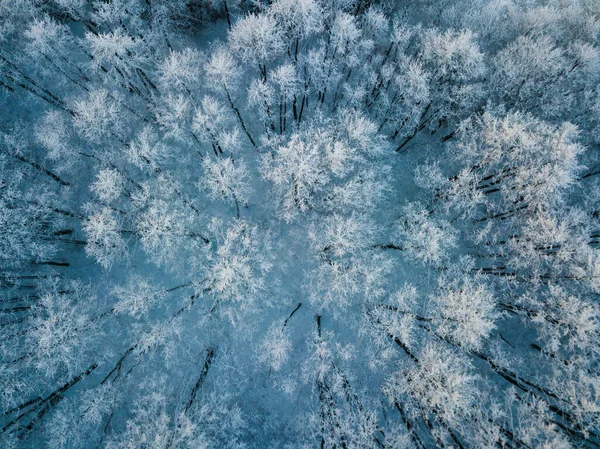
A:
1 0 600 447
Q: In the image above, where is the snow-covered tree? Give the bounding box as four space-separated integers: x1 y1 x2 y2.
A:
83 206 129 269
200 156 251 217
202 219 273 323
